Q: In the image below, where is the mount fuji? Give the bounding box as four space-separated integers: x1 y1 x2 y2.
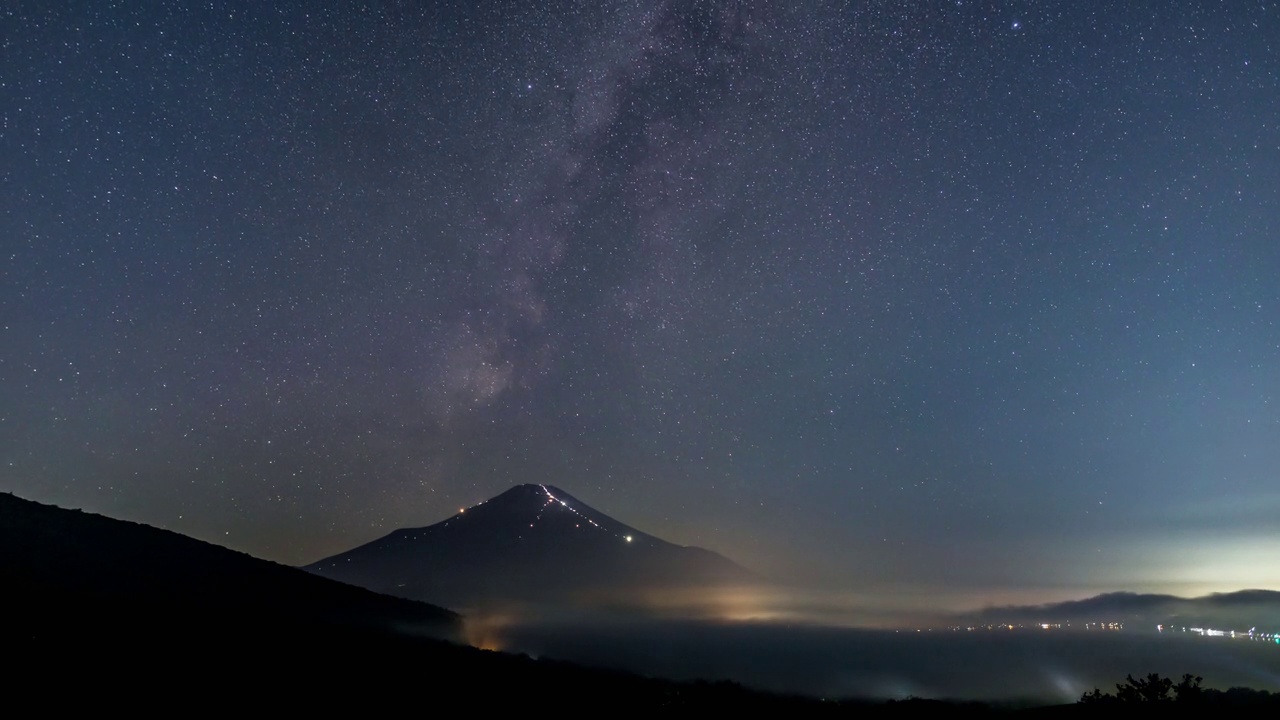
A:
305 484 759 612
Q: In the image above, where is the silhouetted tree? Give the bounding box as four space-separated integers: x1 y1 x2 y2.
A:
1116 673 1174 702
1174 673 1204 702
1078 687 1115 705
1079 673 1204 704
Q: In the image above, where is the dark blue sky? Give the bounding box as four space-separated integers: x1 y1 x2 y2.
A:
4 0 1278 613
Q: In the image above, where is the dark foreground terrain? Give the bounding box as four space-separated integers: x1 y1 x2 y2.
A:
4 492 1277 714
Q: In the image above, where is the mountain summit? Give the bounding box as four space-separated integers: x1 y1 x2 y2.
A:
305 484 757 612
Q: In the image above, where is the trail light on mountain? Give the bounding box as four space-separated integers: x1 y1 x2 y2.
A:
625 535 633 543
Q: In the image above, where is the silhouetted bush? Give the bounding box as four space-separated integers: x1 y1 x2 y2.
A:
1076 673 1280 708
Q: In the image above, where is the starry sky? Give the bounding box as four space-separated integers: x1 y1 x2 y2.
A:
4 1 1279 613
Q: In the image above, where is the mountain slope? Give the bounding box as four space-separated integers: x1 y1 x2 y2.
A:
305 484 758 611
0 491 460 649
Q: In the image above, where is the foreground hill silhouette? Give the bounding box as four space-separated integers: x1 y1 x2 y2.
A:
1 491 459 639
305 483 759 611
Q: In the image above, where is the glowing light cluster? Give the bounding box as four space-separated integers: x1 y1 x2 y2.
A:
943 622 1280 648
1181 626 1280 644
538 485 638 545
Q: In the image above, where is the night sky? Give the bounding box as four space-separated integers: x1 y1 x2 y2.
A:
4 1 1279 614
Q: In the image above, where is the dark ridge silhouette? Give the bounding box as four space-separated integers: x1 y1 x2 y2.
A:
0 491 460 641
962 590 1280 630
304 483 760 610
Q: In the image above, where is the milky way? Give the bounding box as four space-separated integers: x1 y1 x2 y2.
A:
4 0 1279 610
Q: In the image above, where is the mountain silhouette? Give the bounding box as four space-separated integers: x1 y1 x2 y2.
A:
304 483 759 611
961 590 1280 630
0 491 460 651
